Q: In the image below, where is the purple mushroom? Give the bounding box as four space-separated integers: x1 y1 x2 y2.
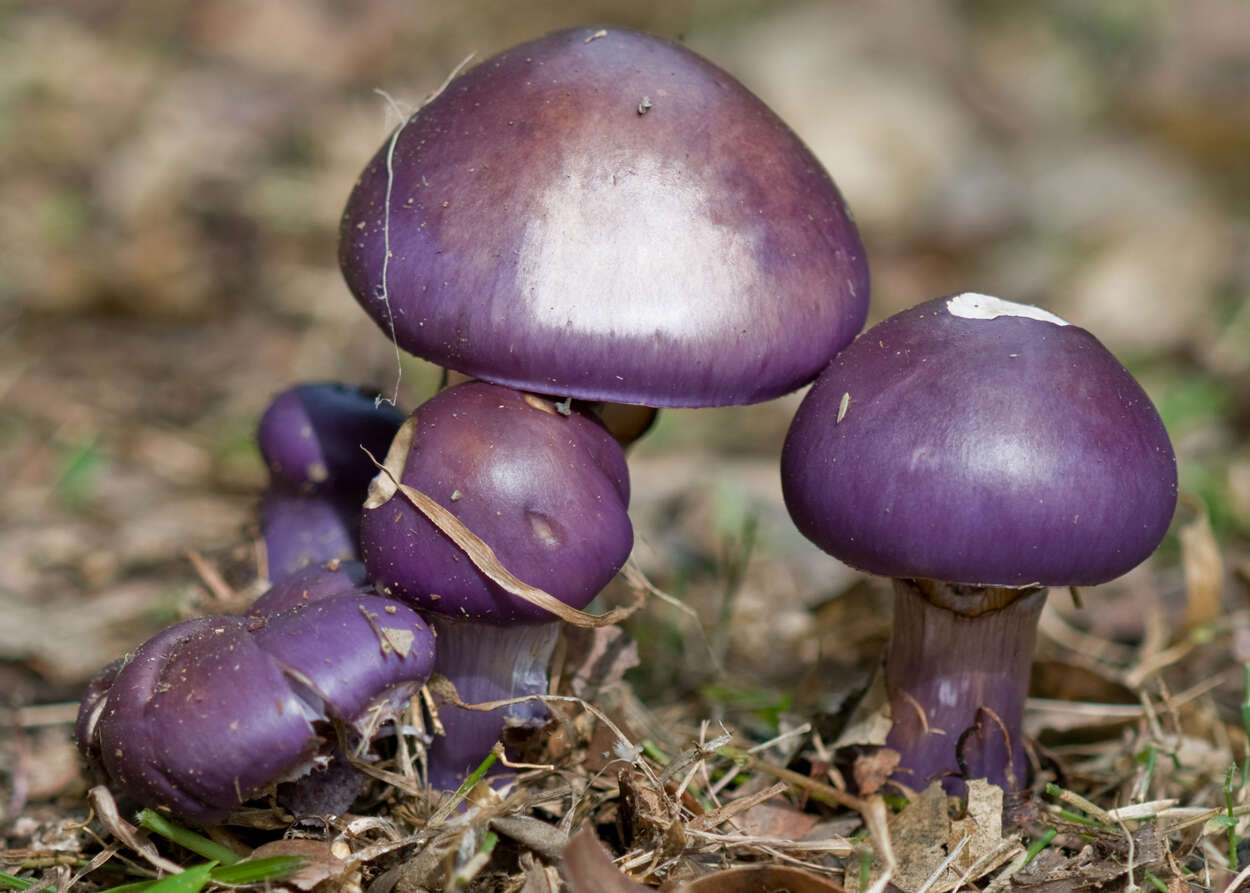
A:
76 565 435 824
339 26 868 410
360 381 633 790
781 293 1177 792
256 382 404 580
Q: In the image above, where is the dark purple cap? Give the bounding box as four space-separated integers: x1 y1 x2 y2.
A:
77 591 434 824
781 293 1178 587
88 617 316 823
339 26 868 407
257 382 404 497
256 382 405 581
361 381 633 624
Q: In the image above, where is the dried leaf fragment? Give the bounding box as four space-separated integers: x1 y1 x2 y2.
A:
679 865 844 892
560 829 649 893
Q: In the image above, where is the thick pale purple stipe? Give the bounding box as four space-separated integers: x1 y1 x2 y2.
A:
885 581 1043 793
782 294 1177 792
339 26 868 407
77 568 434 824
256 383 404 581
424 617 558 792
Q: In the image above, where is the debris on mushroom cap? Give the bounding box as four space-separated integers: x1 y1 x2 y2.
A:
781 294 1178 587
75 569 435 824
361 381 633 624
339 26 869 407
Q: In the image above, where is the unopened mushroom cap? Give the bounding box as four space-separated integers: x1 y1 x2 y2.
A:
256 383 405 581
361 381 633 623
339 26 868 407
257 382 404 497
781 294 1178 587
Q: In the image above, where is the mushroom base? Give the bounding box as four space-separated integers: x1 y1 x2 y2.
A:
425 616 558 791
885 578 1046 794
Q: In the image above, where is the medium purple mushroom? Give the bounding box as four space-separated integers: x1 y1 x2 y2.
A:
76 565 435 824
360 381 632 790
339 26 868 409
781 293 1178 792
257 382 404 580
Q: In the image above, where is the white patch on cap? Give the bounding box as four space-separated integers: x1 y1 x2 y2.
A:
515 152 757 337
946 292 1069 326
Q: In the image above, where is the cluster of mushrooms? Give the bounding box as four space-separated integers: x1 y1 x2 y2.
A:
75 26 1178 827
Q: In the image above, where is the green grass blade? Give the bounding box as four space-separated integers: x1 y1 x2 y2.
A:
100 862 217 893
1023 828 1058 866
210 855 304 886
144 863 216 893
137 810 240 866
451 751 498 800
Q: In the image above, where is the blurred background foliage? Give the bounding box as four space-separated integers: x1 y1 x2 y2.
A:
1 0 1248 726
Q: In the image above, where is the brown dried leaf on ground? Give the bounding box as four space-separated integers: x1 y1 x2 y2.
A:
1179 496 1224 631
852 781 1021 893
730 798 820 841
833 665 892 748
248 837 351 891
561 828 650 893
852 747 900 796
560 625 640 698
681 864 845 891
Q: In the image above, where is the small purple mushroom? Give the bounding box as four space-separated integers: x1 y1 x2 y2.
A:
781 293 1177 792
339 26 868 409
256 383 404 580
360 381 633 790
76 566 435 824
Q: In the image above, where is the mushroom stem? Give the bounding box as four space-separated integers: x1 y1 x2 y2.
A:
884 578 1046 793
426 616 558 791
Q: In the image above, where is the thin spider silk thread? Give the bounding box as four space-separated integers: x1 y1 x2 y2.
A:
369 56 475 410
372 88 410 410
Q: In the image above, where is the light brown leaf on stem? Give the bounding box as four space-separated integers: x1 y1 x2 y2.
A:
363 424 642 628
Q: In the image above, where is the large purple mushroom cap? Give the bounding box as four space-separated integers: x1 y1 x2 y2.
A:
781 293 1178 587
361 381 633 624
258 382 404 497
76 581 434 824
339 26 868 407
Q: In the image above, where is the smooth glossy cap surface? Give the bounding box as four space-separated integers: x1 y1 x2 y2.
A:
339 26 868 407
361 382 633 623
259 490 360 581
258 382 404 496
249 560 370 615
781 294 1178 587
